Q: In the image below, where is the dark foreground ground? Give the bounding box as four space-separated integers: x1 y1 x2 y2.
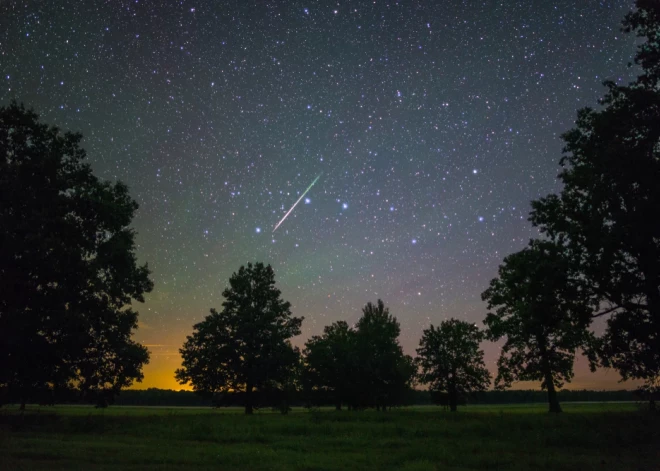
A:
0 403 657 470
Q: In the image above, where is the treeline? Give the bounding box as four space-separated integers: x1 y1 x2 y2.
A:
171 263 656 415
112 389 637 407
466 389 636 405
0 387 637 408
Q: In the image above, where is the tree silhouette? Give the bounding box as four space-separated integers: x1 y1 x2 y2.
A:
417 319 491 412
0 102 152 408
303 320 357 410
353 300 415 410
530 0 660 396
481 240 596 413
175 263 303 415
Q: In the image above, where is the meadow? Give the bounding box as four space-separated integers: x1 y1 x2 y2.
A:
0 403 657 470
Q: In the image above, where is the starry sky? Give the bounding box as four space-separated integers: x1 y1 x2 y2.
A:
1 1 642 390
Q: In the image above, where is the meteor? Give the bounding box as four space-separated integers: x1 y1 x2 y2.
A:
273 173 322 232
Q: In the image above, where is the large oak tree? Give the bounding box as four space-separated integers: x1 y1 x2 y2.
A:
0 102 152 408
417 319 491 412
353 300 415 410
175 263 302 414
530 0 660 394
481 240 596 413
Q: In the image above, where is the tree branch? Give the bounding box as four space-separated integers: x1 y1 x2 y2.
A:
591 306 621 318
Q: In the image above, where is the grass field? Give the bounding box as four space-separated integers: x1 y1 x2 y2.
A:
0 403 657 470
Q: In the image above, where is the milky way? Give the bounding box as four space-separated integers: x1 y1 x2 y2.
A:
0 1 640 388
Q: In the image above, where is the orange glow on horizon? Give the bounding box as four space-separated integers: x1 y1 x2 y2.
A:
134 360 192 391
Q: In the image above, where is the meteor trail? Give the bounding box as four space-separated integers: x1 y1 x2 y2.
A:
273 174 322 232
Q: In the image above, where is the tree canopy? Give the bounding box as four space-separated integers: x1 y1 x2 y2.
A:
417 319 491 412
352 300 415 410
175 262 303 414
303 320 357 410
529 0 660 390
481 240 596 413
302 300 415 410
0 101 152 408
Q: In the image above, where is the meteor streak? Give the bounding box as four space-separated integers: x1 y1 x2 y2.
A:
273 174 322 232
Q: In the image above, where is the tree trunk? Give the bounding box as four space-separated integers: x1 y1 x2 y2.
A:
538 338 562 413
544 369 562 413
449 385 457 412
245 383 253 415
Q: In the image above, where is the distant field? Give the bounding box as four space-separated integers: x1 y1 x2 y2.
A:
0 403 657 470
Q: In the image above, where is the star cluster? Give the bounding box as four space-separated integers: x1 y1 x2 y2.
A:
0 1 639 389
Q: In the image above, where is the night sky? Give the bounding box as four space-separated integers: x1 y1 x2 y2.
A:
1 1 641 390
